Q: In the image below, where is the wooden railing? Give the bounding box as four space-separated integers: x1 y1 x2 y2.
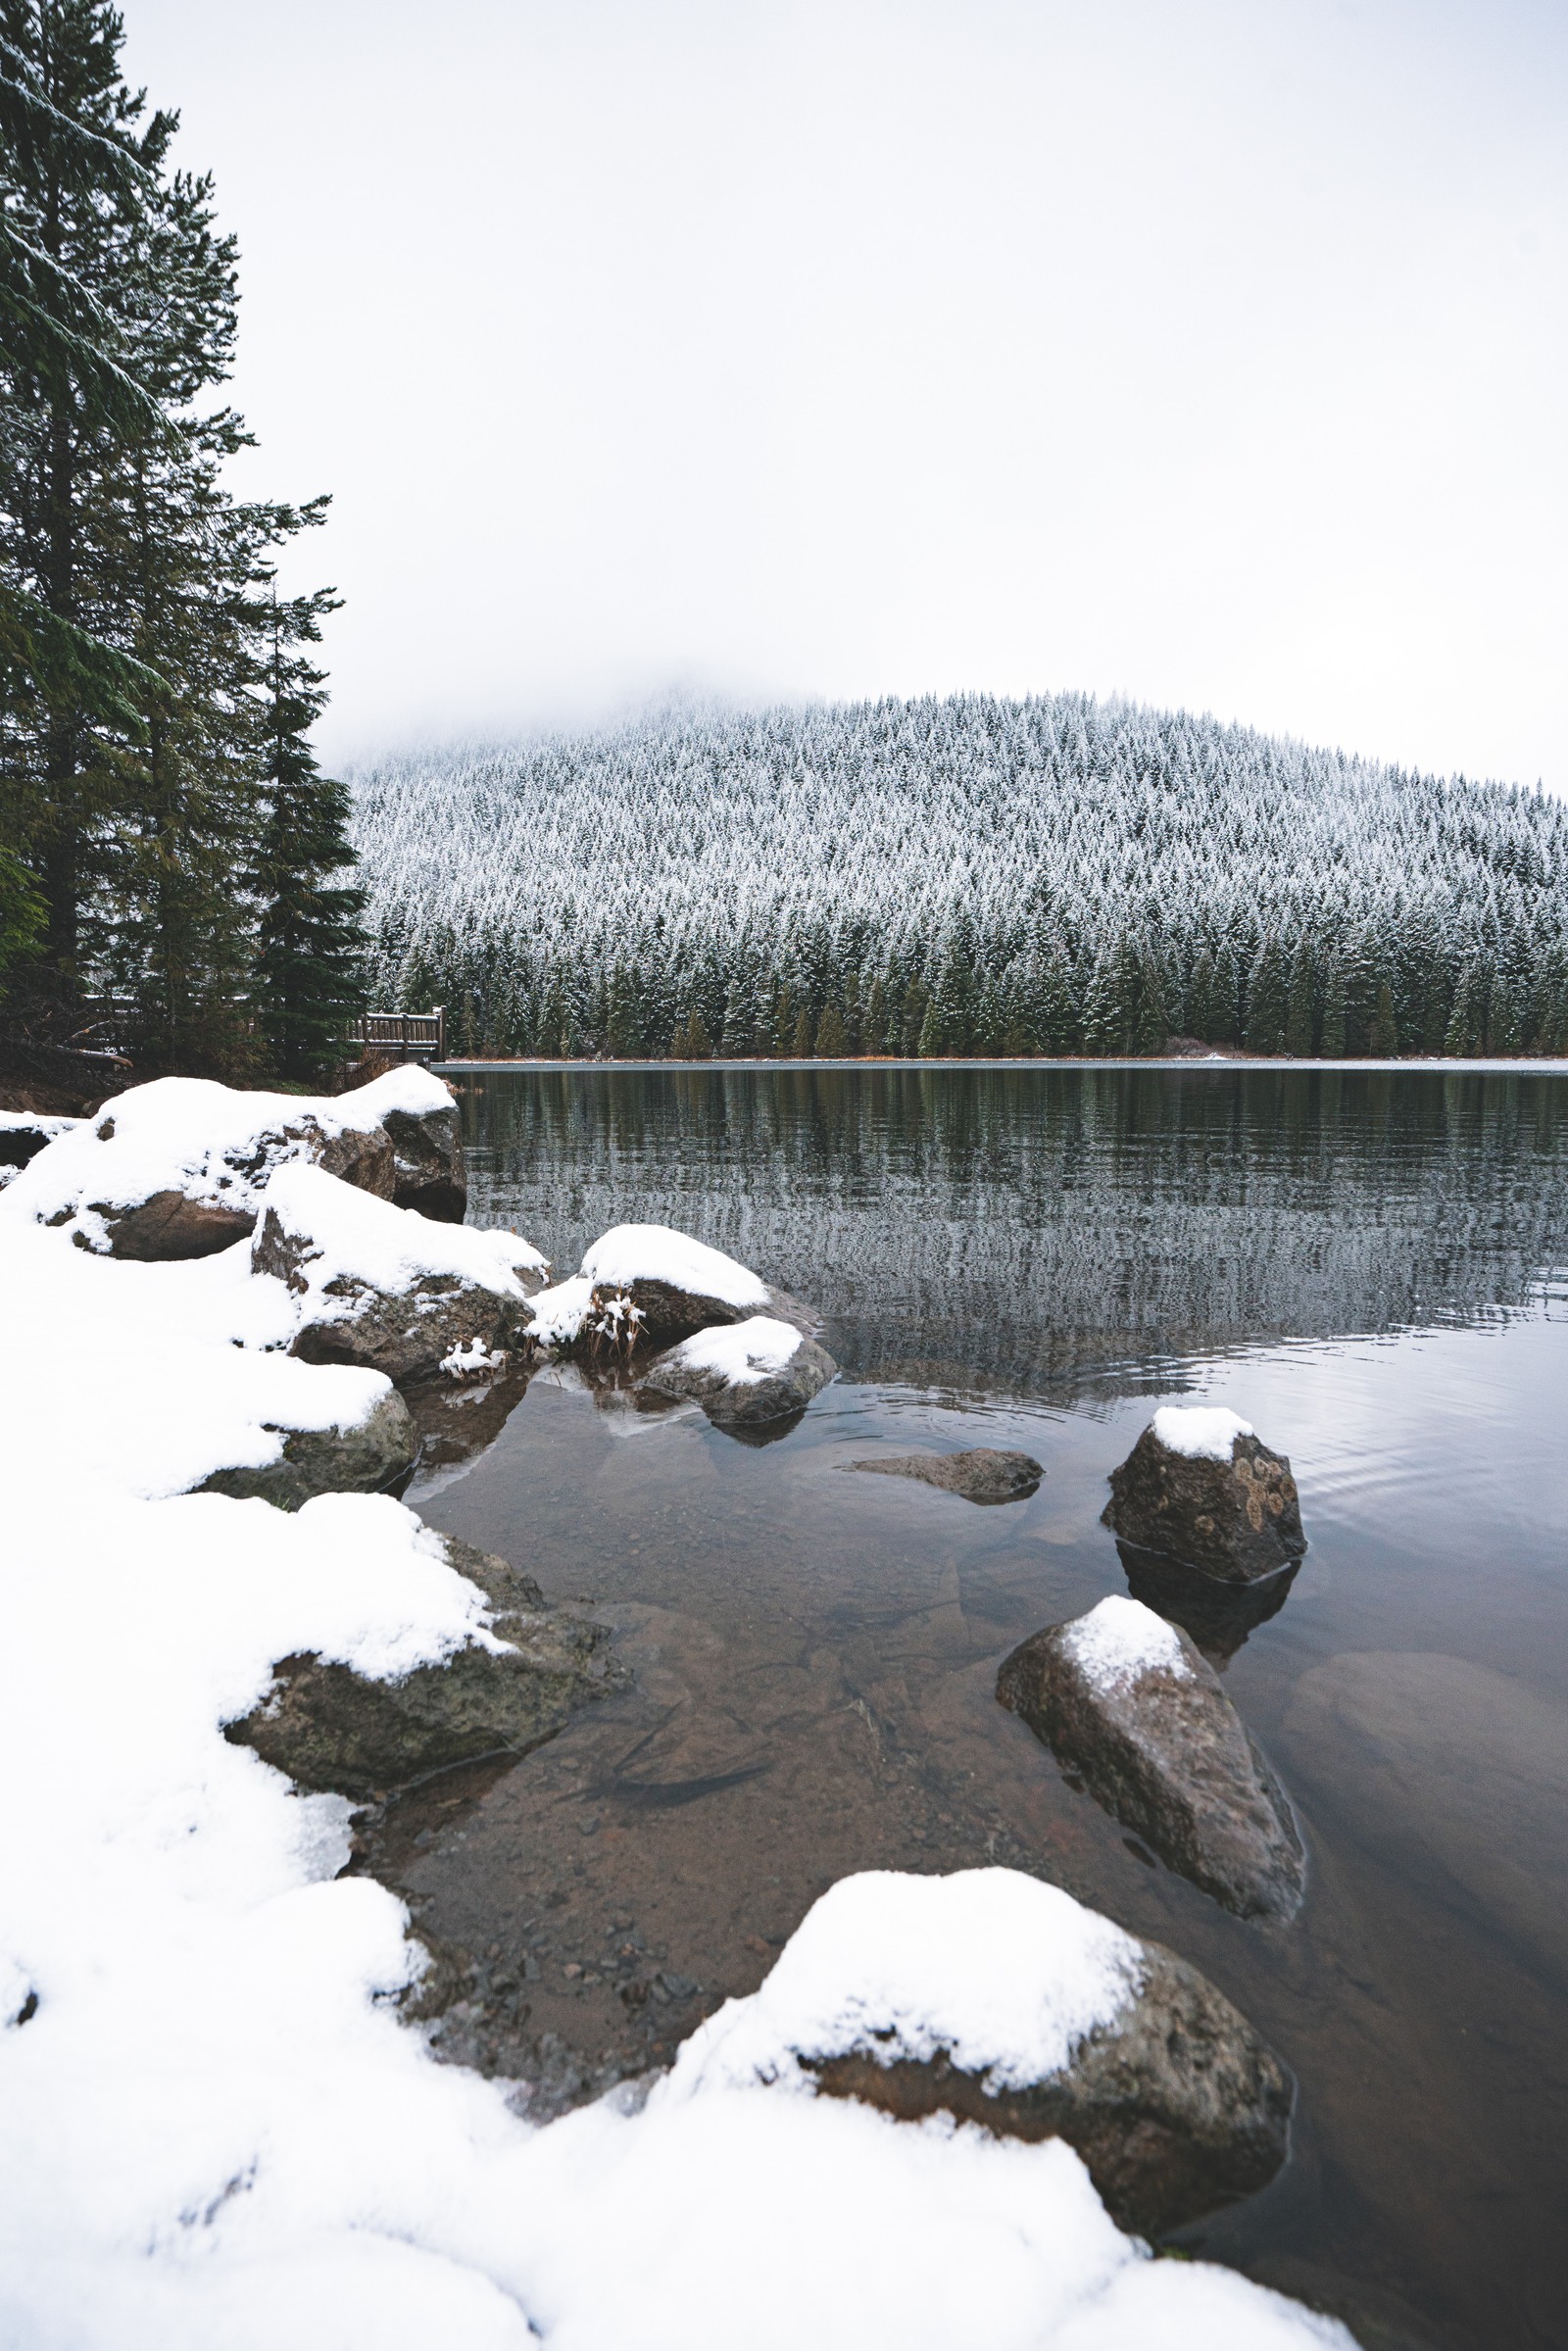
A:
348 1007 446 1063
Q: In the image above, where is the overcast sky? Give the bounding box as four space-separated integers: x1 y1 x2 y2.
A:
122 0 1566 783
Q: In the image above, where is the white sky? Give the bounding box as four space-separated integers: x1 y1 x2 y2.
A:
122 0 1567 784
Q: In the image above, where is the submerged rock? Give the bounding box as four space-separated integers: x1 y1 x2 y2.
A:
670 1867 1293 2237
638 1314 838 1427
198 1387 417 1510
997 1595 1305 1921
253 1164 546 1384
225 1536 628 1798
1102 1406 1306 1582
847 1448 1042 1504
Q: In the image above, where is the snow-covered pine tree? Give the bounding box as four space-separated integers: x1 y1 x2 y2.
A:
252 587 368 1080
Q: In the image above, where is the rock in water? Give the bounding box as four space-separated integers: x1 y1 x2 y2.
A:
1102 1405 1306 1582
997 1595 1305 1921
1117 1543 1298 1666
198 1387 417 1510
638 1314 838 1427
847 1448 1042 1504
224 1537 628 1797
382 1102 466 1222
578 1222 772 1345
669 1867 1293 2236
252 1163 545 1383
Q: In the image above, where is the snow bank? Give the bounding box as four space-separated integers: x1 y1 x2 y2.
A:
1151 1405 1254 1460
527 1272 595 1347
652 1315 804 1388
0 1066 456 1238
579 1222 768 1310
1059 1597 1193 1694
257 1163 546 1308
0 1166 1349 2348
667 1870 1142 2097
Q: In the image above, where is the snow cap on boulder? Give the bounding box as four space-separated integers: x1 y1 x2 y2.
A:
666 1867 1295 2234
639 1314 837 1427
252 1163 547 1381
1103 1406 1306 1583
578 1221 770 1342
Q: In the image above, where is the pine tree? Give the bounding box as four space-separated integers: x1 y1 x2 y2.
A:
790 1004 812 1057
1367 980 1397 1057
1284 940 1316 1055
1245 937 1289 1053
1445 964 1485 1055
863 974 890 1054
1319 954 1347 1058
252 588 368 1080
814 999 847 1056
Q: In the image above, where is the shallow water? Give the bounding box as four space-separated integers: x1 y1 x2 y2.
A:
376 1068 1568 2351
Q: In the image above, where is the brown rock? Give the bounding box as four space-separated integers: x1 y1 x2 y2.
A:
197 1387 417 1510
848 1447 1043 1504
382 1102 467 1223
1102 1423 1306 1582
88 1189 254 1261
811 1934 1293 2235
998 1602 1305 1921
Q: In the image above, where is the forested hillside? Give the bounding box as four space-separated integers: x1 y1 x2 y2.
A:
352 697 1568 1059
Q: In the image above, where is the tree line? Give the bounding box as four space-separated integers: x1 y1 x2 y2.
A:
351 699 1568 1060
0 0 368 1084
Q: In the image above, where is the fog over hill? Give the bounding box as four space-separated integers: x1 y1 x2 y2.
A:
350 696 1568 1059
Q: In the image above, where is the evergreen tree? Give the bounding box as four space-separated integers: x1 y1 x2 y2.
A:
1284 940 1315 1055
1319 954 1347 1058
814 999 847 1056
863 973 890 1053
1367 980 1397 1057
252 588 368 1079
1444 964 1485 1056
1245 936 1289 1053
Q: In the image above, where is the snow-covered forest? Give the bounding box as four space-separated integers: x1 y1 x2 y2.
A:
350 695 1568 1059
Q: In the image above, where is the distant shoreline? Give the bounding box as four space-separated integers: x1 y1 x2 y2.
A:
435 1055 1568 1074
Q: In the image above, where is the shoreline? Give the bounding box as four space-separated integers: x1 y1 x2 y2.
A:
435 1053 1568 1074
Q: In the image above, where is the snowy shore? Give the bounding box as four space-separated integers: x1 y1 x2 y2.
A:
0 1079 1352 2348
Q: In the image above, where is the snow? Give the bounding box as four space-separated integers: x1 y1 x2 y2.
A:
653 1315 803 1387
579 1223 768 1310
1152 1404 1254 1460
0 1066 458 1243
1059 1597 1193 1694
667 1870 1143 2096
0 1135 1350 2349
0 1109 77 1138
441 1339 511 1378
256 1163 547 1311
526 1272 595 1347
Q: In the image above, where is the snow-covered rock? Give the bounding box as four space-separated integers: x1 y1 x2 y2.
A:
200 1386 417 1511
579 1222 771 1343
848 1447 1043 1503
0 1067 465 1259
252 1164 547 1383
665 1868 1295 2234
1102 1407 1307 1582
638 1314 838 1428
998 1597 1306 1922
225 1536 627 1799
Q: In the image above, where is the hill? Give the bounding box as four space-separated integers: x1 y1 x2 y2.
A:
349 695 1568 1058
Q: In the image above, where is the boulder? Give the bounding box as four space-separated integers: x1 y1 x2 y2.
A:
252 1163 547 1384
998 1595 1305 1921
578 1223 772 1346
637 1315 838 1427
382 1101 466 1222
1102 1406 1306 1582
223 1536 628 1798
668 1867 1293 2237
198 1387 417 1511
0 1067 462 1260
847 1447 1042 1504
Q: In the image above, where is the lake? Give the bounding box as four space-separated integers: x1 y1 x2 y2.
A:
368 1066 1568 2351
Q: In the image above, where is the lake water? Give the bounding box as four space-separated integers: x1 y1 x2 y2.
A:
370 1067 1568 2351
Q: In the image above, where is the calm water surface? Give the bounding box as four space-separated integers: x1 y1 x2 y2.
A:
377 1069 1568 2351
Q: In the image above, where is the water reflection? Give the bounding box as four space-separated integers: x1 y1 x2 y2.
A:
460 1066 1568 1397
1117 1543 1300 1667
